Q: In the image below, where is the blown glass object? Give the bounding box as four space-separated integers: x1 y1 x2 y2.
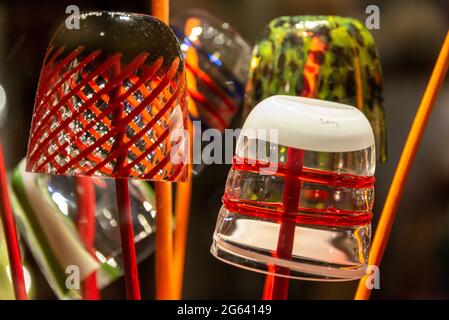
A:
172 9 251 132
10 160 156 299
26 12 189 181
212 96 376 281
244 16 386 162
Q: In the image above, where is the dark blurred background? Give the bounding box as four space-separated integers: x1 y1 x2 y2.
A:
0 0 448 299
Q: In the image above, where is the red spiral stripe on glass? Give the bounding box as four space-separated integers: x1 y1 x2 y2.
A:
232 156 375 189
34 49 102 118
185 60 239 130
32 57 164 174
26 47 188 181
223 156 374 227
222 194 372 227
53 58 181 176
185 62 237 113
27 53 125 156
188 89 228 131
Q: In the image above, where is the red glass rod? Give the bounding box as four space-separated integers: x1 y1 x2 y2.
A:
0 140 27 300
264 147 304 300
110 63 141 300
75 176 101 300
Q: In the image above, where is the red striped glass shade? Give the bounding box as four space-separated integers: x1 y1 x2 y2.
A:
26 12 189 181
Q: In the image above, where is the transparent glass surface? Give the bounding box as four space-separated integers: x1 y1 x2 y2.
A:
171 9 251 132
212 207 371 280
235 136 376 176
10 160 156 299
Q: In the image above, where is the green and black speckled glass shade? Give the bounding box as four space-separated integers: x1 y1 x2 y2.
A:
244 16 386 163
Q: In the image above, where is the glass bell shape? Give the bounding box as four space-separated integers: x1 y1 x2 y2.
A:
244 16 386 162
171 8 251 132
211 95 376 281
25 11 188 181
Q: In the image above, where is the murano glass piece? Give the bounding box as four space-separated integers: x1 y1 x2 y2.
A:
212 96 376 281
10 159 156 299
244 16 386 162
171 9 251 132
26 12 189 181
